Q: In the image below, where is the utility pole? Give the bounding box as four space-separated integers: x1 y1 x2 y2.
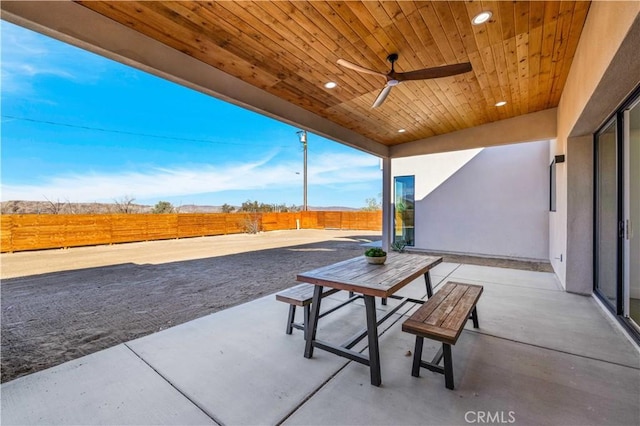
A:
297 130 308 211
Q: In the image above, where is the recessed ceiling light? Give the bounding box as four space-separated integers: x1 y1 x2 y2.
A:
398 129 406 133
472 11 492 25
324 81 337 89
495 101 507 107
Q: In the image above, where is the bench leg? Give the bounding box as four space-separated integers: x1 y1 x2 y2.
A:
443 343 454 390
285 305 296 335
470 306 479 328
411 336 424 377
411 338 455 390
381 297 387 306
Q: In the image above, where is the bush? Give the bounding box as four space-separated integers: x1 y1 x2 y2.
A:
242 213 261 234
151 201 174 214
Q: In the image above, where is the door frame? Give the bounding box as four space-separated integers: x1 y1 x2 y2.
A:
622 92 640 332
593 85 640 342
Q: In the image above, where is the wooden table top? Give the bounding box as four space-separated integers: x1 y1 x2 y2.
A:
296 252 443 298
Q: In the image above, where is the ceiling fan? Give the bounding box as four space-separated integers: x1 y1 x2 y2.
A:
337 53 472 108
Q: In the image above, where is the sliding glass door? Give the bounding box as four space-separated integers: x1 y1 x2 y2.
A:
624 98 640 330
594 119 620 311
595 88 640 336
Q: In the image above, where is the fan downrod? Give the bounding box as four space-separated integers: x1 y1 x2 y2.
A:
386 53 399 74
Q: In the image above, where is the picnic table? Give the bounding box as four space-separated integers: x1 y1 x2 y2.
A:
296 252 442 386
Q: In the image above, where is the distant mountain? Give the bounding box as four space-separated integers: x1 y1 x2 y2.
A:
307 206 359 211
176 204 222 213
0 200 151 214
0 201 361 214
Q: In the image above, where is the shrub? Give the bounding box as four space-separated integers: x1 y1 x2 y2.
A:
151 201 175 214
242 213 262 234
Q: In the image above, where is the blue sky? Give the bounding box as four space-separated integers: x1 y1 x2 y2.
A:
1 21 381 208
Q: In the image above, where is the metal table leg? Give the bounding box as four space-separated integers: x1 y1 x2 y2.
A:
304 285 323 358
424 271 433 297
363 295 382 386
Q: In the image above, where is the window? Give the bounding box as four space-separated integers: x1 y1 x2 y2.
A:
394 176 415 246
549 158 558 211
549 155 564 212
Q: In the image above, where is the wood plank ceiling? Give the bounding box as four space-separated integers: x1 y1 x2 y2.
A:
77 1 590 146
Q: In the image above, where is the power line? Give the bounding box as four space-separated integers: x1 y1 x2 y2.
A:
1 114 288 148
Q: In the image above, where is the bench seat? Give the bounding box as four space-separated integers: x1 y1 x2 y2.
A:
402 281 483 389
276 283 358 337
275 283 339 307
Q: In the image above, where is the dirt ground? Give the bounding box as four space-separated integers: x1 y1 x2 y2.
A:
1 229 381 383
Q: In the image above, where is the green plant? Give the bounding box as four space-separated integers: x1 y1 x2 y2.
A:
391 240 407 253
364 247 387 257
221 203 236 213
151 201 175 214
361 196 381 211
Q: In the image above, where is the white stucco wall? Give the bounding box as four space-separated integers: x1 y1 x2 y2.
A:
549 138 567 288
393 140 550 261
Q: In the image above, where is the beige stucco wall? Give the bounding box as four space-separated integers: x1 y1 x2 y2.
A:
553 2 640 291
565 135 594 295
558 1 640 147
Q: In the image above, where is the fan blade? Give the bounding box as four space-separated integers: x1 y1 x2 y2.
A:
395 62 472 81
337 59 387 78
372 85 393 108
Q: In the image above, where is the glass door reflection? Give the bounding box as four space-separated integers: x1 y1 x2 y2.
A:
625 98 640 329
394 176 415 246
595 118 620 311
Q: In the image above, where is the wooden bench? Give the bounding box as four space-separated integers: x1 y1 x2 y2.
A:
276 283 360 338
402 281 483 390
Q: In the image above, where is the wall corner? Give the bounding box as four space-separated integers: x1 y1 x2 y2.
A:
565 135 594 295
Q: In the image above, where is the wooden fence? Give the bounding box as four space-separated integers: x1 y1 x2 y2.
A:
0 211 381 252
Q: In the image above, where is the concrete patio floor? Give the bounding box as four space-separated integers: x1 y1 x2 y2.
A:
1 261 639 425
